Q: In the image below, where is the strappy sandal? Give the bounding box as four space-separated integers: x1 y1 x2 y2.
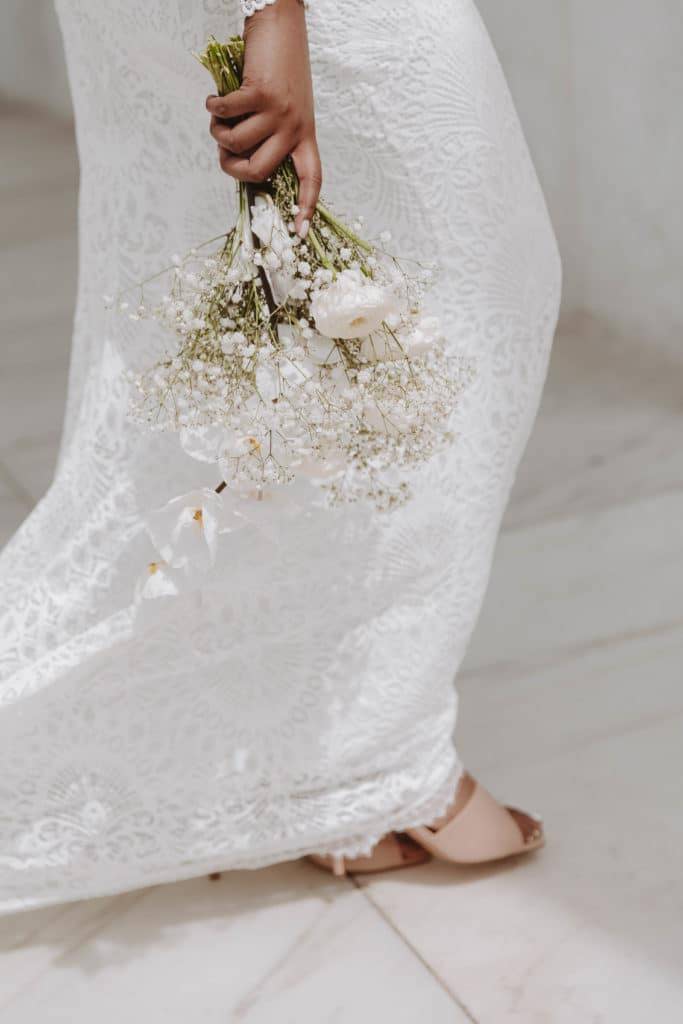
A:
406 775 544 864
308 832 430 877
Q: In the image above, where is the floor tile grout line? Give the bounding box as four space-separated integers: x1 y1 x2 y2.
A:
499 481 683 539
351 875 480 1023
229 886 358 1020
479 701 683 779
461 612 683 686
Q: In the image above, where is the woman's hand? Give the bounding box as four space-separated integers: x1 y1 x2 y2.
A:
206 0 321 238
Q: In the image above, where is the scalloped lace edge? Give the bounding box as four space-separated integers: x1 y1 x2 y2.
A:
1 759 463 914
242 0 310 17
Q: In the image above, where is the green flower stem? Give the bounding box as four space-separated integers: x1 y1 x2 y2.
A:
316 202 373 254
306 226 334 269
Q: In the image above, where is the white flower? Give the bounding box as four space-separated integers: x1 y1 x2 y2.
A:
250 196 291 258
288 279 310 301
403 315 443 355
310 268 401 340
136 560 184 602
255 364 279 404
144 488 236 574
180 424 256 464
250 196 317 303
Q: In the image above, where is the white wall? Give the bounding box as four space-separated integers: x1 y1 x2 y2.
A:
0 1 71 119
476 0 580 311
570 0 683 348
478 0 683 350
2 0 681 349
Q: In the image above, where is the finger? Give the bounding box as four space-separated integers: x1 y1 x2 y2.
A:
219 133 292 184
291 138 323 238
210 113 274 155
206 87 262 121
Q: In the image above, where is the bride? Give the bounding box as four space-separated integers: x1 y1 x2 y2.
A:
0 0 560 910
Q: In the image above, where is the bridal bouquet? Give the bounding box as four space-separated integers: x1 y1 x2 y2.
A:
117 38 471 599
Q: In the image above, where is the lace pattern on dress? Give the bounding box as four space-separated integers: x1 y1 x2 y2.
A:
0 0 561 913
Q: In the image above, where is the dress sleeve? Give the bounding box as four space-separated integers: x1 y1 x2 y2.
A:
241 0 309 15
241 0 277 14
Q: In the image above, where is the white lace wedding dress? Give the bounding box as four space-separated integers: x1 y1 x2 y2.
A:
0 0 560 913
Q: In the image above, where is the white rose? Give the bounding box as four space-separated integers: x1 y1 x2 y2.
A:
310 268 401 340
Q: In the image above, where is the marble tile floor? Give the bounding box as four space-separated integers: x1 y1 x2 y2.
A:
1 105 682 1023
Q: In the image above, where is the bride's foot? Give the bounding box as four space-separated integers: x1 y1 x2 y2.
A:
308 833 429 877
407 772 544 864
308 772 543 876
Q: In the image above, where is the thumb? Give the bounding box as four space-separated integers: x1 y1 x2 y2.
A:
291 138 322 238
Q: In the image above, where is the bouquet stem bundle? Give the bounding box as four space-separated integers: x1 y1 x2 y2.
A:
124 36 472 514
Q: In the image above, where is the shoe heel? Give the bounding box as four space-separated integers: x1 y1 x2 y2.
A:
332 855 346 877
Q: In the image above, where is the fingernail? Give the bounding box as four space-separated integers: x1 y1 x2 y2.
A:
298 218 310 239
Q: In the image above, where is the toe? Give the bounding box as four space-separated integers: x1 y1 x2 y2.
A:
508 808 544 846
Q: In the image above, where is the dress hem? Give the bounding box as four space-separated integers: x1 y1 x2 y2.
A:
0 755 463 916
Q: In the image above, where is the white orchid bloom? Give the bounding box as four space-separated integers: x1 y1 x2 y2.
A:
132 559 191 626
250 195 307 304
144 488 237 574
250 195 291 259
136 560 184 601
